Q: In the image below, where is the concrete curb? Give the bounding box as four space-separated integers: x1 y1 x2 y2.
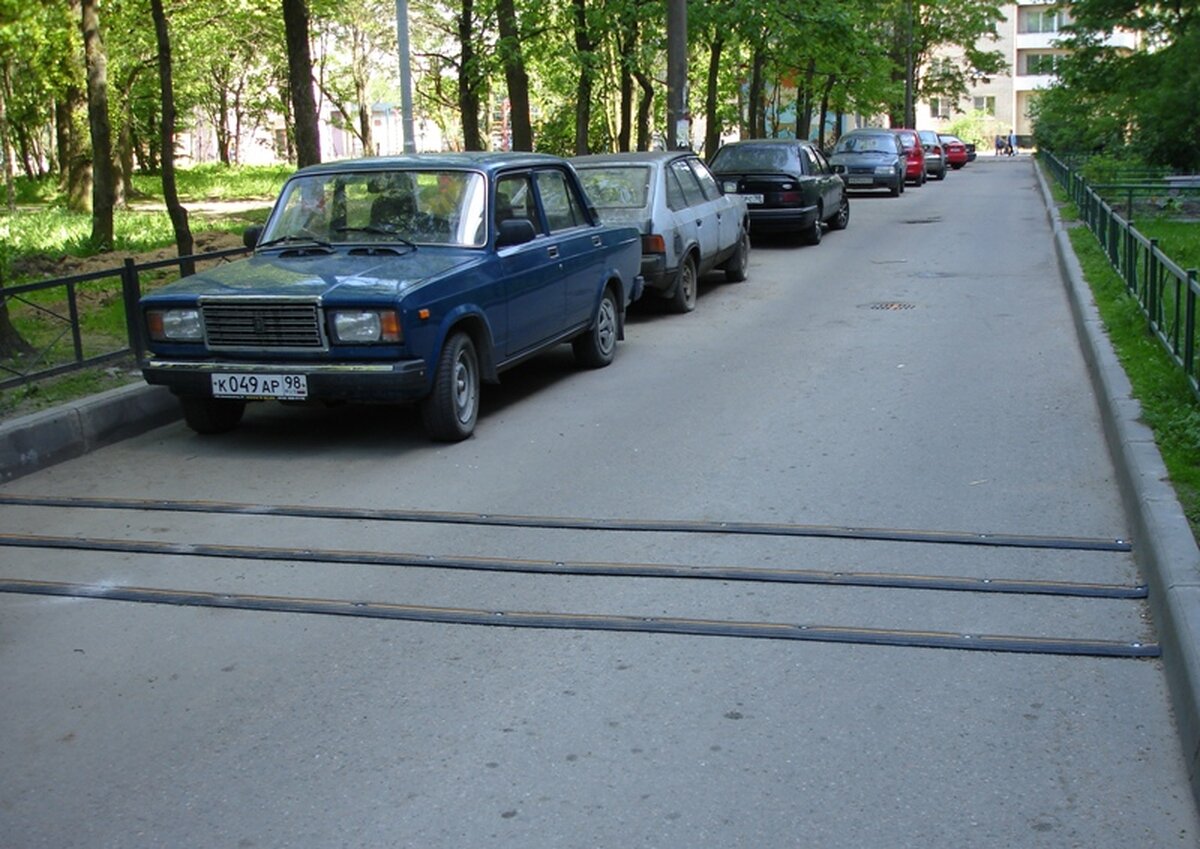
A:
1035 162 1200 804
0 383 180 483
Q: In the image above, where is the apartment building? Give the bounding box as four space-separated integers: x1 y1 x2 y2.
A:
920 1 1137 141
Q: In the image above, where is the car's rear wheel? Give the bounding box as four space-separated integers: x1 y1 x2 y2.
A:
180 396 245 434
669 255 698 313
801 208 823 246
829 196 850 231
421 331 479 442
723 230 750 283
573 287 618 367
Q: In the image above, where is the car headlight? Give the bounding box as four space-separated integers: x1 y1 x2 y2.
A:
875 166 894 175
331 309 402 343
722 180 738 193
146 308 202 342
831 165 845 174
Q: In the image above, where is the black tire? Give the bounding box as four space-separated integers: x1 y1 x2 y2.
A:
573 287 619 368
669 255 698 313
935 166 946 181
889 178 901 197
723 230 750 283
801 208 823 246
180 396 245 434
421 331 479 442
828 196 850 231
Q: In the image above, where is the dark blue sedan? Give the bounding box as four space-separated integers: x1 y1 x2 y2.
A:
140 153 643 442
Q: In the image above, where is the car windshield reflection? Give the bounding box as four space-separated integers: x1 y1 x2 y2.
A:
262 170 489 248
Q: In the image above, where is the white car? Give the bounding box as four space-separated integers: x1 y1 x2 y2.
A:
574 151 751 313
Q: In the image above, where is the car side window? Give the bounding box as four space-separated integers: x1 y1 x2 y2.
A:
535 169 586 232
496 173 539 233
664 168 689 211
802 146 827 175
810 147 832 174
687 159 723 201
669 159 707 208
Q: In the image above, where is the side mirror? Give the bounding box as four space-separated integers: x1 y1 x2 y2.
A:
495 218 537 248
243 225 263 249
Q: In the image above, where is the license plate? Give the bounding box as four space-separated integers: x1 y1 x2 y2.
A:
848 176 874 185
212 373 308 400
741 193 764 205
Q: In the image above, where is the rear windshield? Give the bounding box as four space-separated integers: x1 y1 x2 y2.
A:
576 166 651 209
833 134 895 154
710 144 797 172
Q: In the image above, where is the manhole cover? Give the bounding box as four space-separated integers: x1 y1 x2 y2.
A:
865 302 916 311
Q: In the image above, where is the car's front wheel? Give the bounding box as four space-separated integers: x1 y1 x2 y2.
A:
421 331 479 442
180 396 245 434
669 255 698 313
573 287 619 367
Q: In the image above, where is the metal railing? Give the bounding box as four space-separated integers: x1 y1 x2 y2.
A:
1043 153 1200 401
0 246 250 391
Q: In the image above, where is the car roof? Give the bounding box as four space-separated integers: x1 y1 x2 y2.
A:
718 138 811 147
294 151 569 177
572 151 693 166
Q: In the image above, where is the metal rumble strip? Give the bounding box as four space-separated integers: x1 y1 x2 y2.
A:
0 494 1134 552
0 578 1160 659
0 533 1149 599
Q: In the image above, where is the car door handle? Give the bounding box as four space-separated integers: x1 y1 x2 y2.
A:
591 235 602 247
547 246 560 259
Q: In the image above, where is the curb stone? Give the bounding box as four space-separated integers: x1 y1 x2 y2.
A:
1035 161 1200 805
0 382 180 482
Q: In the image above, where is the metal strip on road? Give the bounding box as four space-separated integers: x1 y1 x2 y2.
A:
0 532 1149 599
0 578 1160 659
0 494 1134 552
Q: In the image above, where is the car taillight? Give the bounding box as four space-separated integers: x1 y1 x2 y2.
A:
643 234 666 254
778 191 802 203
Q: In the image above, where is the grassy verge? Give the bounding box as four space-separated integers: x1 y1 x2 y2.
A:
1046 176 1200 541
1 165 286 420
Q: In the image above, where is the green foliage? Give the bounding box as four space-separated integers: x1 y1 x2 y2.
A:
942 109 993 148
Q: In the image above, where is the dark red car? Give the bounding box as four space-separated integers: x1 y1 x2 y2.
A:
939 135 969 170
892 129 926 185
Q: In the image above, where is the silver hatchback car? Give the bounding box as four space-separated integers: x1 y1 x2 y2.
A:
573 151 751 313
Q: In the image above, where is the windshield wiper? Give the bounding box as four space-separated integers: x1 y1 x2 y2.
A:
256 233 334 251
334 226 418 250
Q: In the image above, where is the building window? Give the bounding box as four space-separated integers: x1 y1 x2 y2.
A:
1025 53 1061 75
929 98 950 119
973 96 996 116
1022 8 1067 34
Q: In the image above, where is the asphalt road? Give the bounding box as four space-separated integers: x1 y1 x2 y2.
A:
3 159 1198 848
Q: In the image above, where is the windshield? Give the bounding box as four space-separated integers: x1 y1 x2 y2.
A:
833 134 894 154
262 169 488 248
577 166 651 209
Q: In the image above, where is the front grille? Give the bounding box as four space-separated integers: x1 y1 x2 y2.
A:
202 301 324 349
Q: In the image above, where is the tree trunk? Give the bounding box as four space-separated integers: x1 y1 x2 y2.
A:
796 57 816 140
151 0 194 277
633 69 652 151
1 59 14 212
572 0 593 155
615 13 638 152
282 0 321 167
817 74 835 150
81 0 115 250
748 46 765 138
703 33 723 161
457 0 482 150
495 0 532 151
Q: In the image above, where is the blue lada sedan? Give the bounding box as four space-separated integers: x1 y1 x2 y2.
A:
140 152 643 442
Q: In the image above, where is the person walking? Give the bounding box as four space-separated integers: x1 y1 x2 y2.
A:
1008 129 1017 156
995 134 1004 156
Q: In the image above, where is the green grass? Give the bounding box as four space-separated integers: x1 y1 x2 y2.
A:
1048 177 1200 540
1 164 284 420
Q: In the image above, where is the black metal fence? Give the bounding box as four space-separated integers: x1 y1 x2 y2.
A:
0 246 250 391
1043 153 1200 402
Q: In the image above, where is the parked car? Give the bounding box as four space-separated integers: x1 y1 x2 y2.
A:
139 152 644 442
708 139 849 245
573 151 750 313
939 134 969 170
829 129 906 197
892 129 926 186
917 130 947 180
965 140 977 162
